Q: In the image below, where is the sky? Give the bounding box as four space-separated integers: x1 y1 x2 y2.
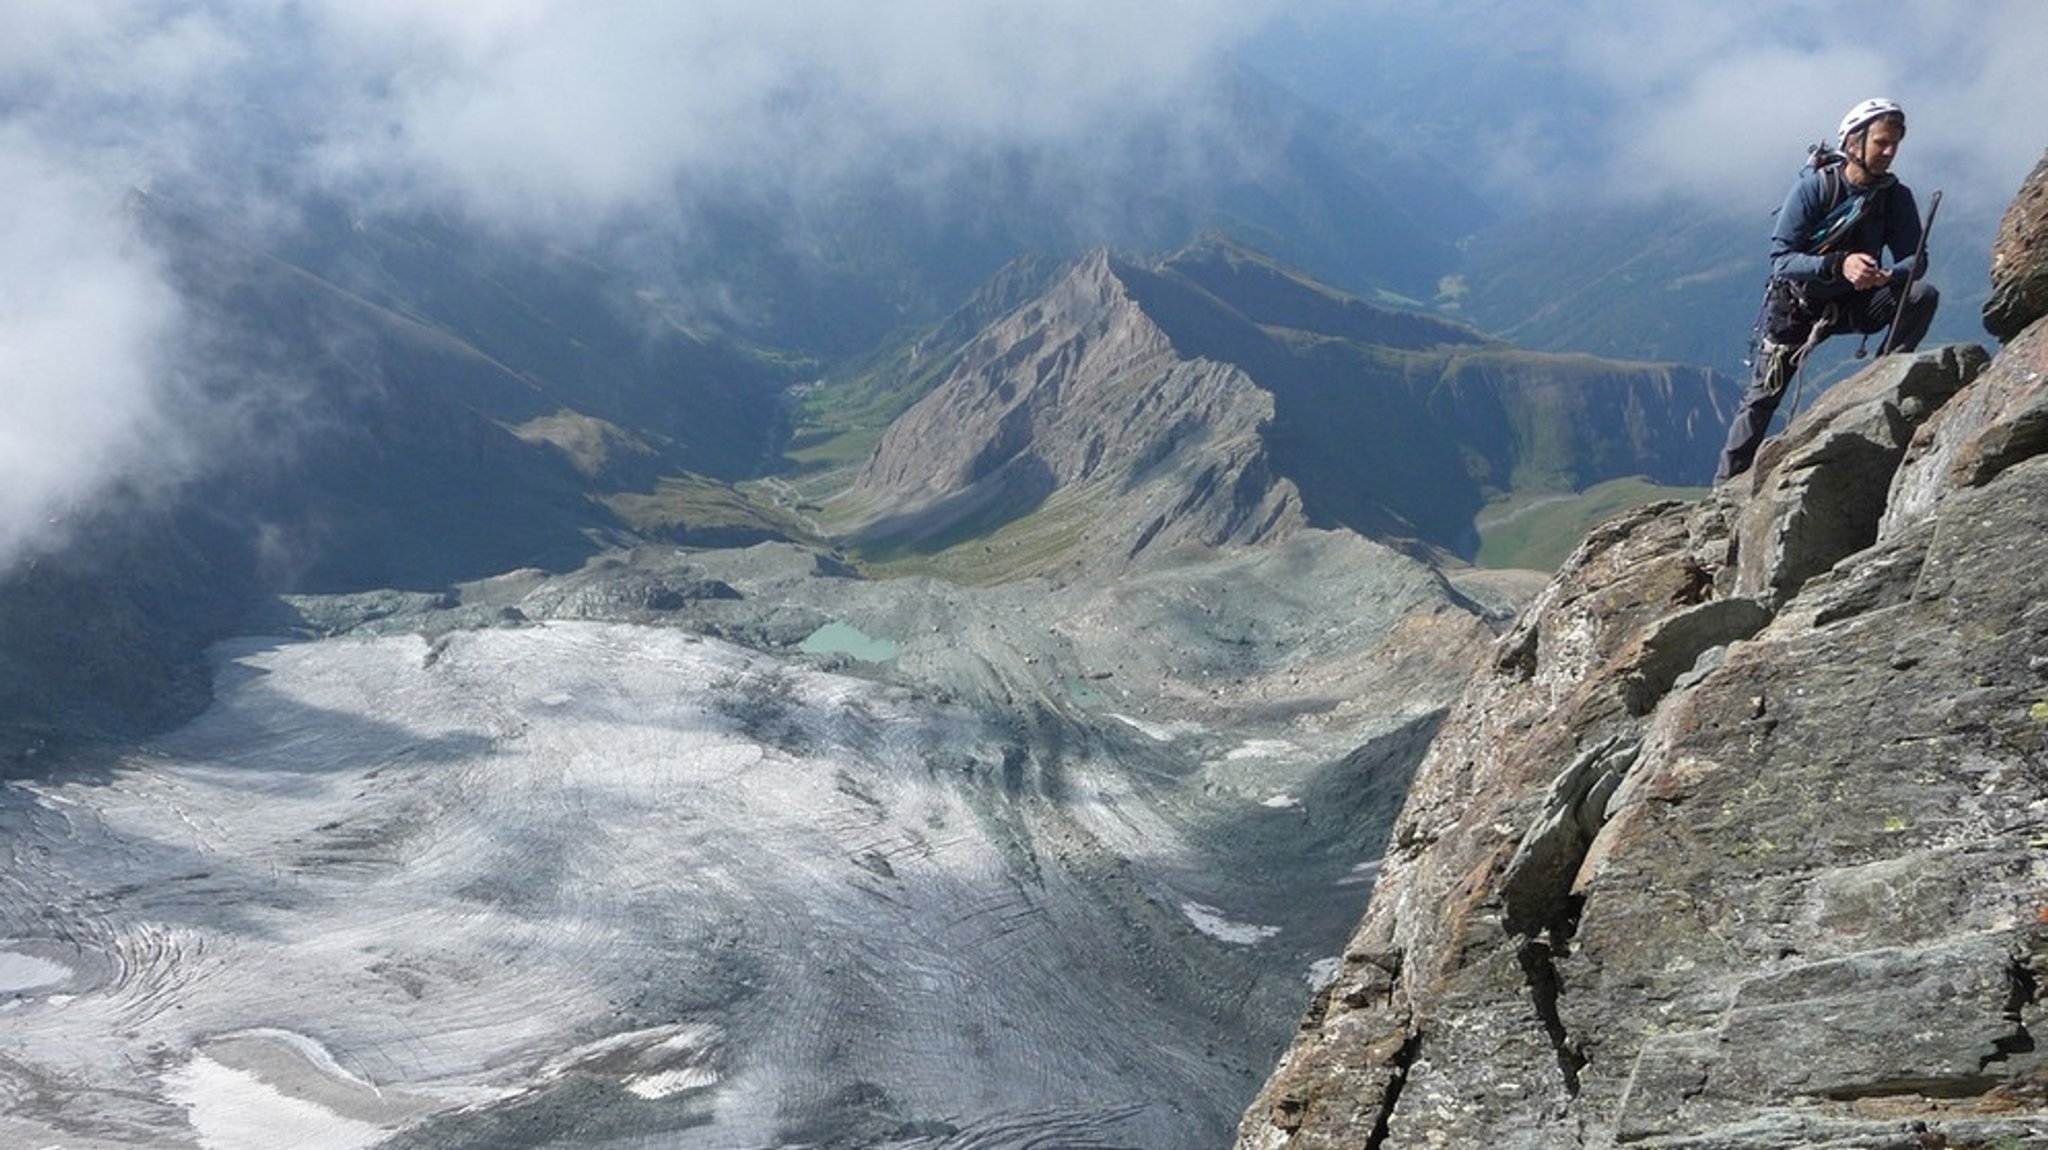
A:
1252 0 2047 216
2 0 2043 572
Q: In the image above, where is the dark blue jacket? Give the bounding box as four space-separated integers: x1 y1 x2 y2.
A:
1769 165 1925 304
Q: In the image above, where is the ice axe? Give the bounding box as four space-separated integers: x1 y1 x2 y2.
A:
1877 188 1941 356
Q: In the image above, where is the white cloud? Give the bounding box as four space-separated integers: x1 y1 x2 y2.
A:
1539 0 2047 214
1596 43 1894 204
0 133 183 565
0 1 121 72
0 3 253 572
295 0 1278 228
1266 0 2045 219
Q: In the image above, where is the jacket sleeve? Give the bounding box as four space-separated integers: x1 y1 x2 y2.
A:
1884 184 1926 285
1768 172 1837 283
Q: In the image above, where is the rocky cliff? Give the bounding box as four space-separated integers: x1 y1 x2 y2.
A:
1235 154 2048 1148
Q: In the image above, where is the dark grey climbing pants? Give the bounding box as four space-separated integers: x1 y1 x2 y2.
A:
1715 276 1939 484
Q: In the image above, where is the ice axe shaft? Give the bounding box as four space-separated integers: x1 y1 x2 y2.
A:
1882 188 1941 355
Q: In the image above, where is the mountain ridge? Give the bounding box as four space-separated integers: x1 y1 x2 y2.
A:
841 247 1302 574
835 236 1729 578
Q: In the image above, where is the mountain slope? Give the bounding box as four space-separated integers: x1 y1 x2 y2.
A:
837 238 1730 575
839 248 1302 574
263 197 801 484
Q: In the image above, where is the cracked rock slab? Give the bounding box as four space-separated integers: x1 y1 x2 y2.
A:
1885 323 2048 535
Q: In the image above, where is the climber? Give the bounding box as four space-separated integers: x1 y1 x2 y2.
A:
1715 97 1940 483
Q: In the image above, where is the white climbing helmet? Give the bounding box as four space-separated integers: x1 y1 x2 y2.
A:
1838 97 1905 145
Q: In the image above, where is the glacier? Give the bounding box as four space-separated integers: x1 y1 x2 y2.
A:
1 618 1397 1149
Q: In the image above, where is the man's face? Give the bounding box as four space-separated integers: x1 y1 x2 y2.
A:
1859 118 1906 176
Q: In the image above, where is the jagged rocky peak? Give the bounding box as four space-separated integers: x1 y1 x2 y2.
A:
846 245 1305 574
1237 149 2048 1148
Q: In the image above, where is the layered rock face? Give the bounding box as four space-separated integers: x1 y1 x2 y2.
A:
1237 154 2048 1147
847 249 1307 571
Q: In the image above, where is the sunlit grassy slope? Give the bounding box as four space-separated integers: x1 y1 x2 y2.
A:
1473 477 1708 572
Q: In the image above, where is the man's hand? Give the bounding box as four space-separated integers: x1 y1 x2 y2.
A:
1842 252 1891 290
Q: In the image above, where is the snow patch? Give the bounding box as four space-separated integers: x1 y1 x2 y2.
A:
1107 713 1200 742
626 1065 720 1100
541 1021 724 1101
167 1054 387 1150
1180 901 1280 945
1336 858 1383 887
1226 738 1300 762
1306 956 1342 990
0 949 70 994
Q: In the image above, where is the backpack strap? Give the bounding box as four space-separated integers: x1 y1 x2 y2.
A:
1808 163 1893 255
